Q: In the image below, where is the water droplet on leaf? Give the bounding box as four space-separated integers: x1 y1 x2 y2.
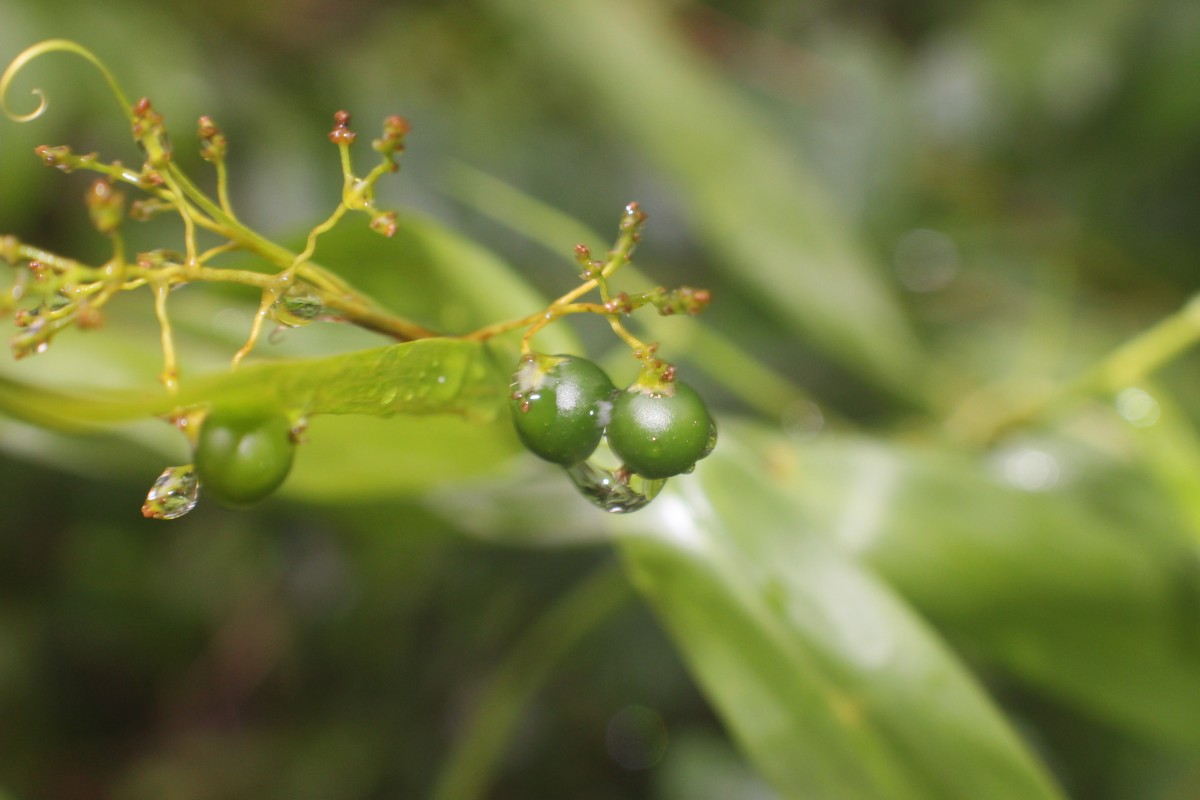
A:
564 461 665 513
141 464 200 519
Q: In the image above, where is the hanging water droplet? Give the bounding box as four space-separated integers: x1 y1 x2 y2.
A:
700 420 718 459
141 464 200 520
11 331 49 359
268 293 325 328
564 461 666 514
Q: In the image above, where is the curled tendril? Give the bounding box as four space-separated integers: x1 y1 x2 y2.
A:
1 39 134 124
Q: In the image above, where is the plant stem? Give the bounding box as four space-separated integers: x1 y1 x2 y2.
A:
957 293 1200 444
429 563 632 800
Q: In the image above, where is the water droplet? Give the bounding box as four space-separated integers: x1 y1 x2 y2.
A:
606 705 668 770
564 461 665 513
141 464 200 519
999 447 1060 492
32 341 49 355
380 387 397 405
268 294 325 328
781 400 823 440
700 420 718 459
1115 387 1160 427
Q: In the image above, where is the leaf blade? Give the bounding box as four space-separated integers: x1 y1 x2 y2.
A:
615 431 1066 800
0 337 505 427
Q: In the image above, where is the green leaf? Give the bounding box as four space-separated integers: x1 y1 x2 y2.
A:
284 413 518 500
760 431 1200 752
614 427 1065 800
0 337 505 429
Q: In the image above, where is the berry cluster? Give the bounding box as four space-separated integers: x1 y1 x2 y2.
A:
509 353 716 500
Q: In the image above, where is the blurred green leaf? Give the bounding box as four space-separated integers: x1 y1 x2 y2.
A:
285 413 518 500
311 212 577 356
614 428 1065 800
483 0 924 399
747 428 1200 752
430 564 632 800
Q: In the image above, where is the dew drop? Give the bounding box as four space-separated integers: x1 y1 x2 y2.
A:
700 420 718 459
268 294 324 328
564 461 666 514
141 464 200 520
1115 387 1160 427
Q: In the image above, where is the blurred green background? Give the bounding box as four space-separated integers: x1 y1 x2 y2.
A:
3 0 1200 798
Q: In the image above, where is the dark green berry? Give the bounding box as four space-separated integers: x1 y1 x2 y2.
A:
510 354 616 465
607 380 716 479
194 408 295 507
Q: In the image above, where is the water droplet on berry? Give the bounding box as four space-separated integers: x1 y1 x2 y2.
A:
701 420 718 459
141 464 200 519
564 461 665 513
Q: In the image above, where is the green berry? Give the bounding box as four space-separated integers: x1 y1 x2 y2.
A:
194 408 295 507
607 380 716 479
510 354 616 466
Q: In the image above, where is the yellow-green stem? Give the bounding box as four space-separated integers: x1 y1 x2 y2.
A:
960 293 1200 443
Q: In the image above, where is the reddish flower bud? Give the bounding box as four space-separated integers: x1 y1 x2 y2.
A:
328 110 357 145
